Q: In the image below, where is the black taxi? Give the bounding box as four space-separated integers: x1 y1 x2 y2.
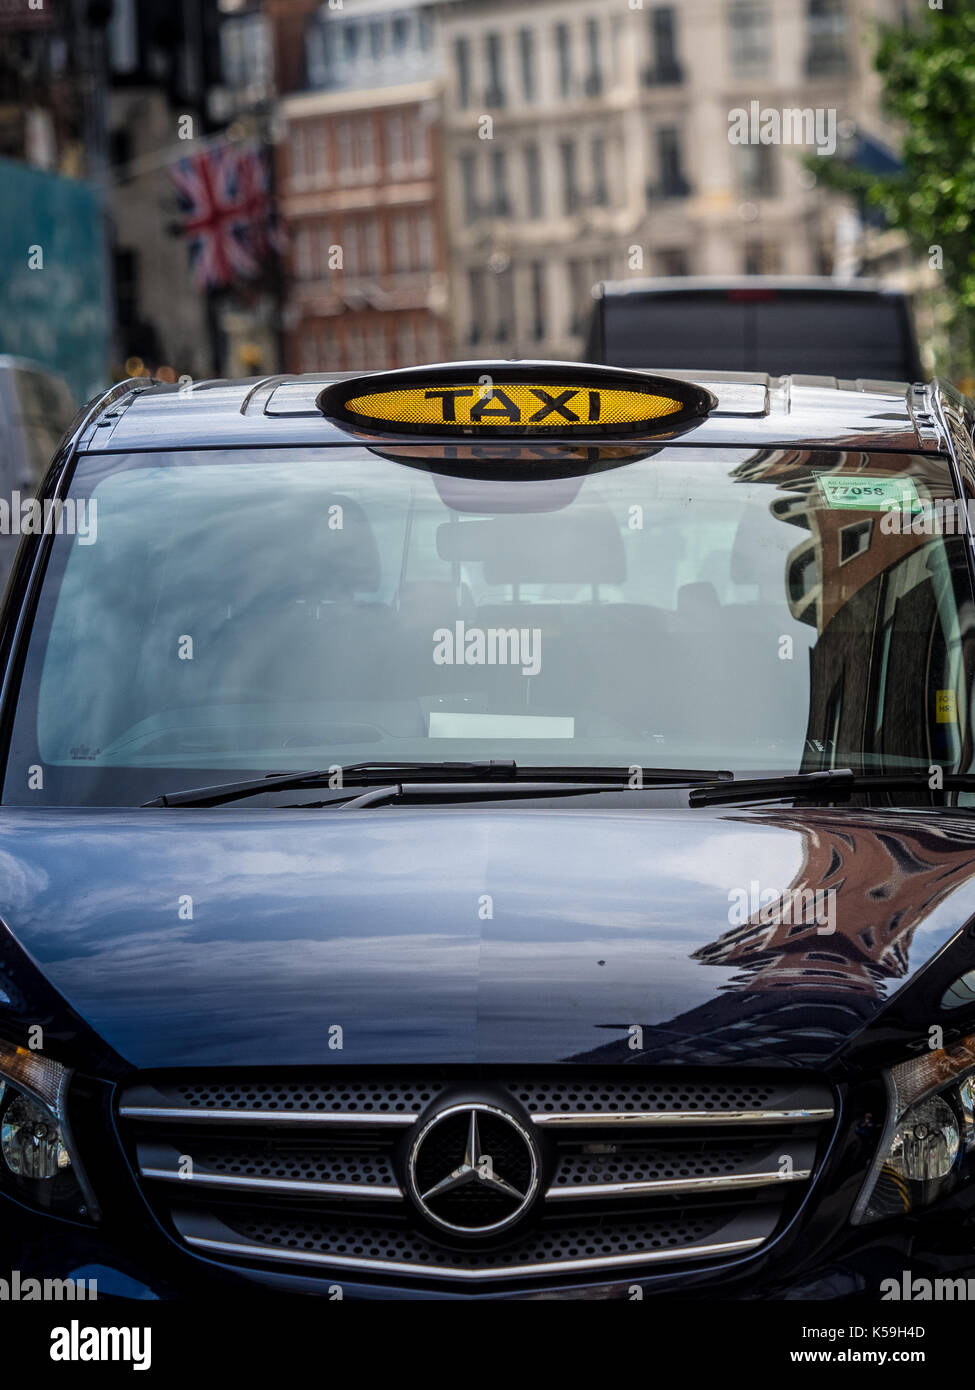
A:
2 359 975 1300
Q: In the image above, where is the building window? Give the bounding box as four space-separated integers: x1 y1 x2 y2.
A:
743 242 781 274
555 23 572 99
738 142 778 197
529 261 546 341
344 219 381 276
336 120 353 179
584 18 603 97
311 122 328 185
728 0 772 76
651 127 690 199
484 32 506 107
559 138 579 214
316 223 333 275
345 324 365 370
290 124 310 188
391 16 409 53
492 267 514 343
386 111 405 173
591 135 608 206
455 36 471 108
322 332 341 373
422 317 440 362
299 331 318 374
366 321 388 368
391 211 412 273
307 22 331 88
644 7 682 85
523 142 542 218
396 316 418 367
468 267 488 345
459 151 478 224
656 248 690 276
368 20 386 62
805 0 848 77
518 28 536 102
342 220 360 276
295 224 314 280
342 24 361 64
410 112 430 174
490 147 510 216
567 259 592 336
358 118 376 178
416 212 433 270
839 518 873 566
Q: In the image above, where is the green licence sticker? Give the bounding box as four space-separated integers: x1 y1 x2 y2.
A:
817 475 921 512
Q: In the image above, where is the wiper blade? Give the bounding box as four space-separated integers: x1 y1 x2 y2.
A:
145 761 731 809
689 767 975 809
144 761 517 808
325 781 634 810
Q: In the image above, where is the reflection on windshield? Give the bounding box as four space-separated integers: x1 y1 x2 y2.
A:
4 444 973 805
733 448 969 774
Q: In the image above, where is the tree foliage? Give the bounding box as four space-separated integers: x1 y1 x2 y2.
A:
818 6 975 369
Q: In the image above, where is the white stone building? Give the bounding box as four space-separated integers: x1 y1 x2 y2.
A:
439 0 905 361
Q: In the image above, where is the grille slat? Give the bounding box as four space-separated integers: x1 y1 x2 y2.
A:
119 1072 835 1286
173 1203 779 1282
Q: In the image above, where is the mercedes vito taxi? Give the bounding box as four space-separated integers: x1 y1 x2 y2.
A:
2 360 975 1300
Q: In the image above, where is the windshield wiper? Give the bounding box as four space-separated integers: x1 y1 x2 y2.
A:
145 761 732 809
689 767 975 809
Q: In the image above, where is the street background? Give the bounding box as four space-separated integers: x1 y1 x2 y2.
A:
0 0 971 407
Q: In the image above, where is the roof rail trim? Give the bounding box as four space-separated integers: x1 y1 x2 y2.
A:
239 375 294 417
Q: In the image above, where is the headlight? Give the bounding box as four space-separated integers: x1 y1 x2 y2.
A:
853 1033 975 1223
0 1039 97 1221
2 1094 71 1178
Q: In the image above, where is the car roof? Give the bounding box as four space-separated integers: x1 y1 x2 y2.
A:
74 363 947 456
596 275 909 299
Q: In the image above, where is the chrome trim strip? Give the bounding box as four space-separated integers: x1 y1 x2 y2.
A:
141 1166 403 1201
183 1231 767 1282
531 1107 833 1128
545 1168 812 1201
119 1106 417 1128
121 1104 832 1129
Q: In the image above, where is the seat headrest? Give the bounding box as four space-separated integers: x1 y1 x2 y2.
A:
298 495 382 598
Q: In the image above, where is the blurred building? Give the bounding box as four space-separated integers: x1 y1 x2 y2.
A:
271 0 448 372
0 0 112 177
440 0 906 361
0 0 115 399
107 0 230 380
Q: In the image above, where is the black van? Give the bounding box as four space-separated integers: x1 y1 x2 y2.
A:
585 277 925 382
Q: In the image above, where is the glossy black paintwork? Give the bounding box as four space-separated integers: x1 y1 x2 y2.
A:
1 801 974 1072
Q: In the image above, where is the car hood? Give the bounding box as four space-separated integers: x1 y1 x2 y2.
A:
1 803 975 1071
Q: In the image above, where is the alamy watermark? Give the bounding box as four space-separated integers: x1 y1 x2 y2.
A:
0 1269 96 1300
882 1269 975 1300
728 880 837 935
433 622 541 677
0 495 97 544
879 498 975 536
728 102 837 156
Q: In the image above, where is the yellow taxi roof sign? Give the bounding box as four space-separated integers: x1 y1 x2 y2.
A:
317 363 716 440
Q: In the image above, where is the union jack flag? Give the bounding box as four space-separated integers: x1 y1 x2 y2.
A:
170 143 284 290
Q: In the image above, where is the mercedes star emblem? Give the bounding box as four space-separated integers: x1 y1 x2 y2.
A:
406 1101 540 1235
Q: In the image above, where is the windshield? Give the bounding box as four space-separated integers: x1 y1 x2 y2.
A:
4 444 973 806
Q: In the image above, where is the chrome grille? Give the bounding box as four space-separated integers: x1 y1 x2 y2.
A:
118 1071 835 1288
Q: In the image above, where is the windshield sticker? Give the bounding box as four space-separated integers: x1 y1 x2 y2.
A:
936 690 958 724
817 475 921 512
